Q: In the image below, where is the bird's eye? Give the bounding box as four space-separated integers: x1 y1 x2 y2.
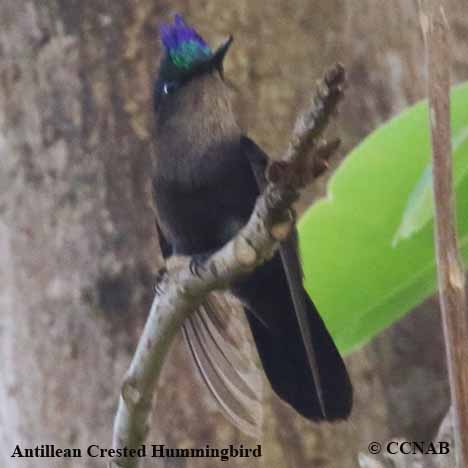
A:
162 81 178 95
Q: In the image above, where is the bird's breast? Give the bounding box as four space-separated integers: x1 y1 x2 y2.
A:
153 138 259 255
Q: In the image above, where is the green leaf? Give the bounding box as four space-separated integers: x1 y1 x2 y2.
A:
298 83 468 355
393 126 468 245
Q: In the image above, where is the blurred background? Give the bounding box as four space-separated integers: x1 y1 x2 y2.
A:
1 1 467 467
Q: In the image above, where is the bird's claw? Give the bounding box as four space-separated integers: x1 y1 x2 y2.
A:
154 267 168 295
189 255 208 278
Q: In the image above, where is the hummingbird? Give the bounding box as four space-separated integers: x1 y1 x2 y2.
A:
152 14 352 435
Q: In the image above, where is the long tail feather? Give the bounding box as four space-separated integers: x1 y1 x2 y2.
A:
182 293 263 437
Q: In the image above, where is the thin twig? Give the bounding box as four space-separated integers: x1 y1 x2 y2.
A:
109 64 345 468
420 2 468 467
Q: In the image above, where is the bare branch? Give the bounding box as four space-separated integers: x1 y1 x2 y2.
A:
420 1 468 467
109 64 345 468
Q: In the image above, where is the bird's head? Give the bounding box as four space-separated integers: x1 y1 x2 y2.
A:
154 15 236 129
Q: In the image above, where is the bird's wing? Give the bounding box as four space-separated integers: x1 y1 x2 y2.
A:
241 135 327 419
155 218 264 437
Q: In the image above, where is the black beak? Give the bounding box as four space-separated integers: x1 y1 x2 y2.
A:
211 35 233 71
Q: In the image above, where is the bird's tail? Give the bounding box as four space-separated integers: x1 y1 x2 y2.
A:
182 292 264 437
235 254 353 421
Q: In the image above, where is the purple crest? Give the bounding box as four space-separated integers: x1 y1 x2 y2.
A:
159 14 212 68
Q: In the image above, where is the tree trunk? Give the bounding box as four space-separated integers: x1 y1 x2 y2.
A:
1 1 467 467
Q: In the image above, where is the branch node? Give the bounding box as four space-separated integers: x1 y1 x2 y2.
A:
270 210 295 241
448 262 465 291
122 378 141 407
234 236 258 267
